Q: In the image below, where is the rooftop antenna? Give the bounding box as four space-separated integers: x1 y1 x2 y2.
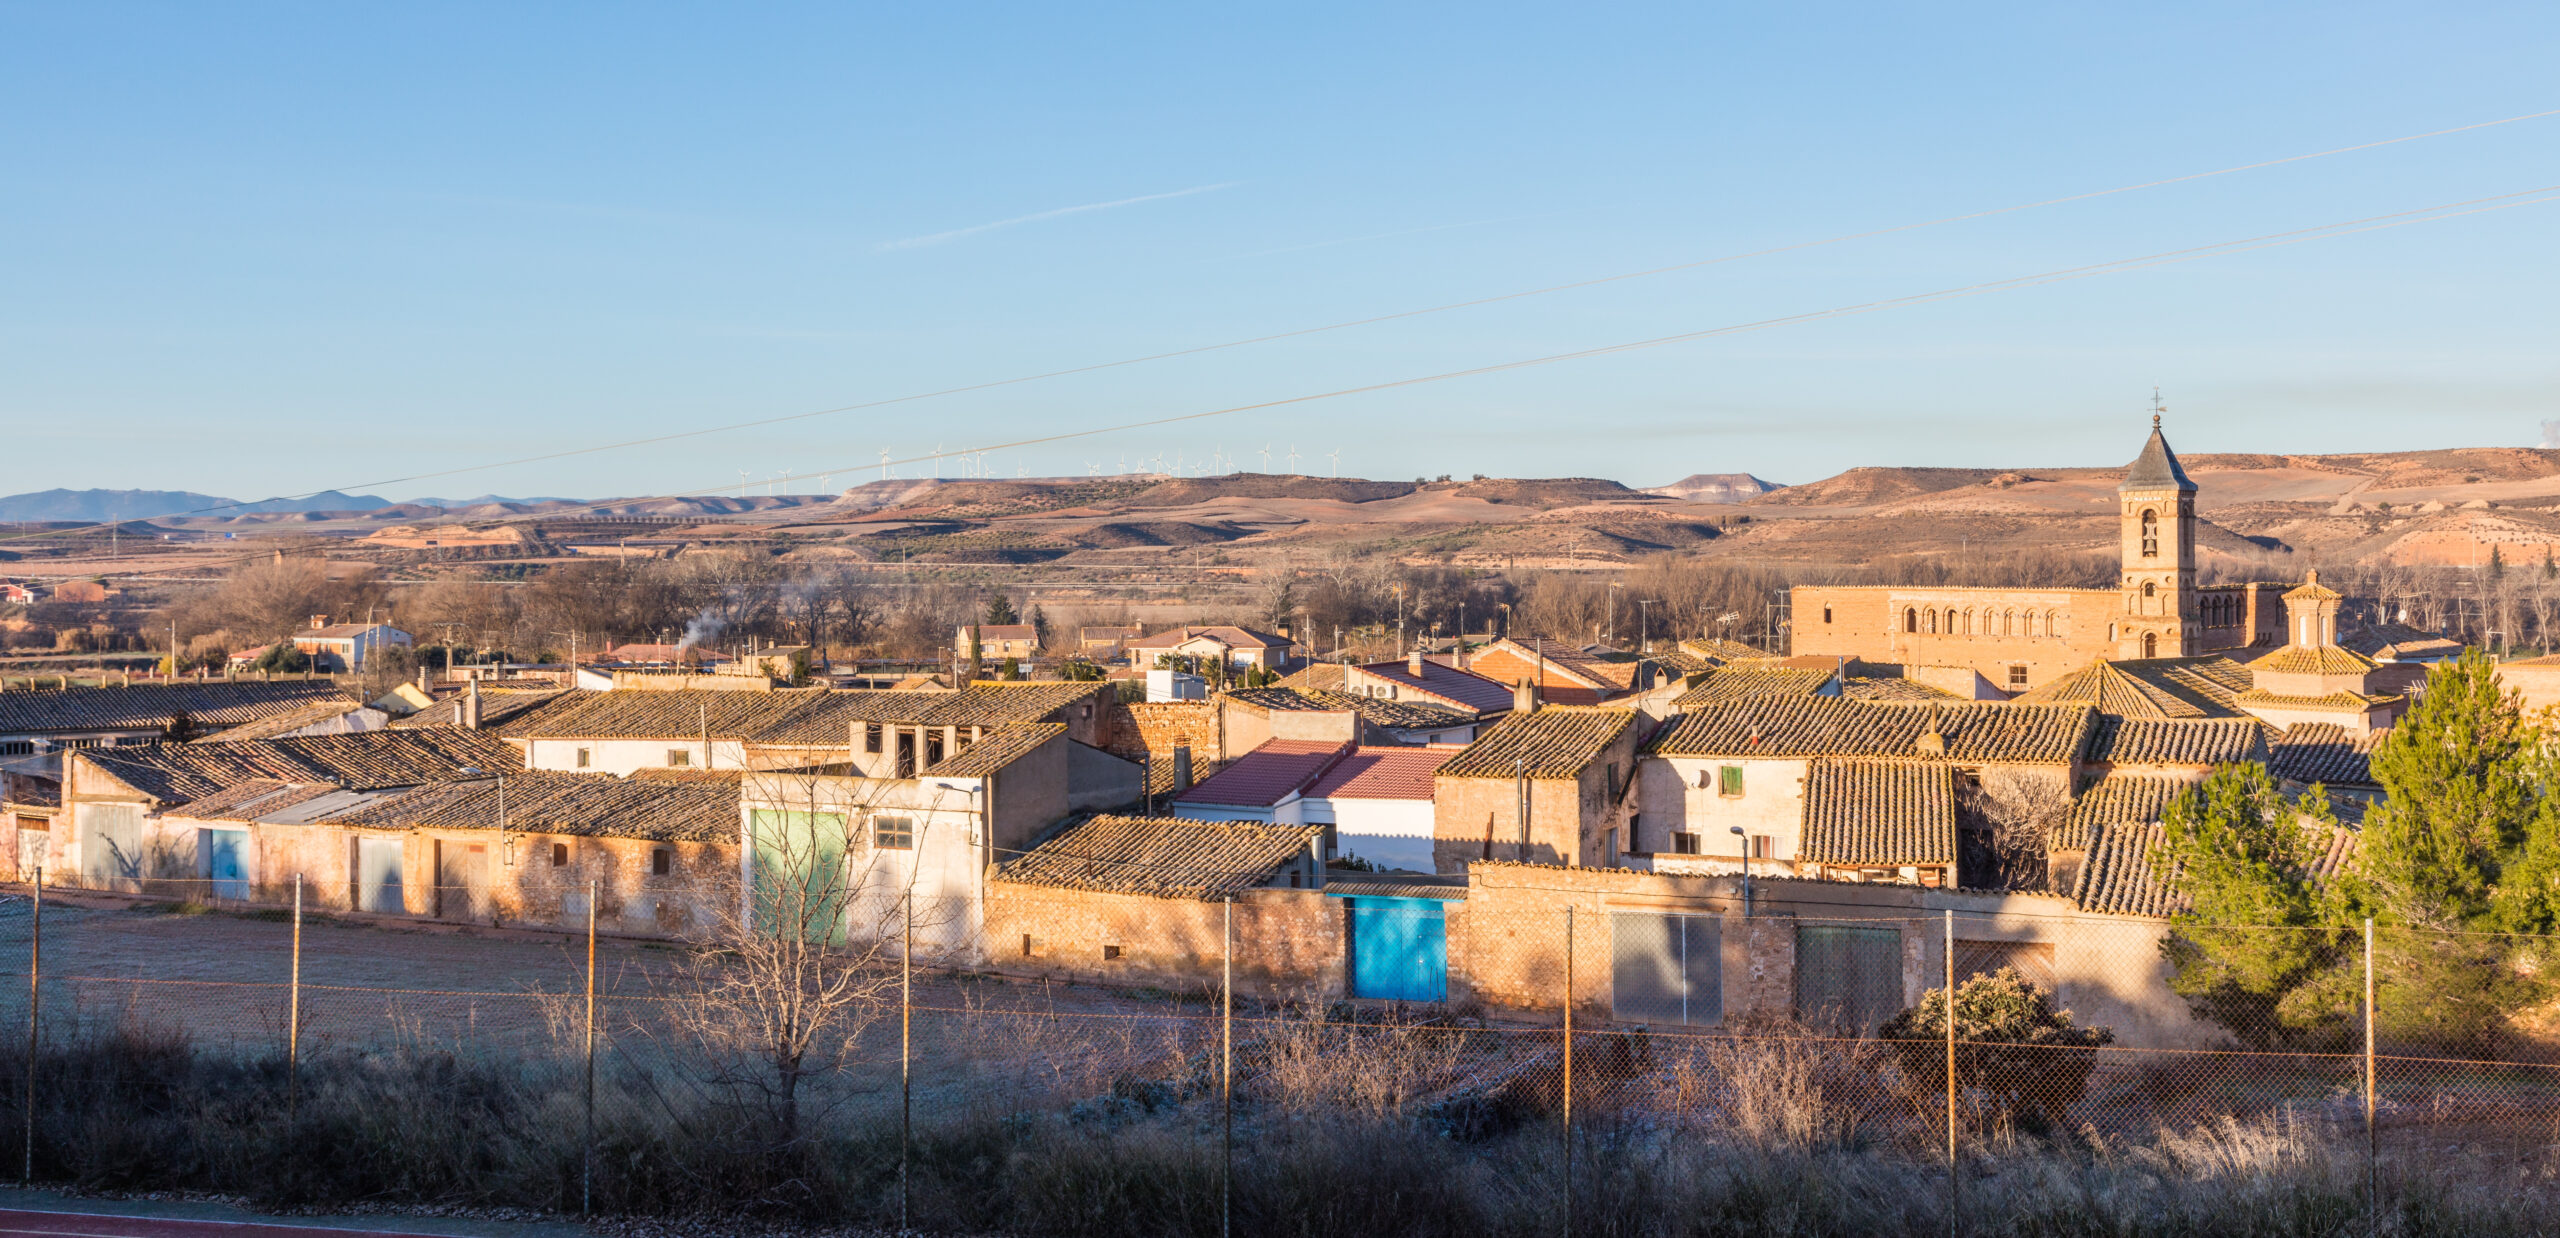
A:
2150 386 2166 430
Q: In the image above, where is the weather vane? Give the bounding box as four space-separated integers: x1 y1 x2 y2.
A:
2150 387 2166 430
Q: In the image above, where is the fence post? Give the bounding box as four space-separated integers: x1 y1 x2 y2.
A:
583 879 596 1218
1944 909 1957 1238
1222 898 1233 1238
2365 916 2376 1237
1562 904 1574 1238
900 890 912 1236
288 874 302 1133
21 866 38 1186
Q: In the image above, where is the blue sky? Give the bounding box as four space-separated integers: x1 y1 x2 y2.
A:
3 3 2555 503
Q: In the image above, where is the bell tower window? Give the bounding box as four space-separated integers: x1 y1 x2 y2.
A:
1904 607 1917 633
2142 631 2158 658
2140 509 2159 557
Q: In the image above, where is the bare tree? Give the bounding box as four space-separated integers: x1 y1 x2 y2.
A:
1961 769 2073 892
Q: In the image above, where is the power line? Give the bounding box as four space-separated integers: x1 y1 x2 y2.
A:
65 180 2560 582
16 104 2556 538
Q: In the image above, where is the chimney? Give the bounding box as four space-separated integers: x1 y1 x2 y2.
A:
1514 677 1539 714
1409 649 1426 678
464 678 483 731
1171 744 1193 794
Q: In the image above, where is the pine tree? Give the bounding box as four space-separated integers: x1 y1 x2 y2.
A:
2153 763 2357 1046
2543 546 2555 581
2489 545 2506 581
983 595 1019 626
2361 649 2536 929
1028 604 1051 651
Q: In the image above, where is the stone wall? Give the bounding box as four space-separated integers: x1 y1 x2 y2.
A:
1789 585 2117 692
981 882 1344 998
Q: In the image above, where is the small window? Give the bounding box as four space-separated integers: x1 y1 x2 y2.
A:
1751 833 1774 860
2007 664 2028 690
1022 933 1036 958
574 747 591 769
1904 608 1917 633
1671 832 1700 855
1718 765 1744 797
1103 944 1123 960
1605 763 1621 800
925 732 945 766
651 849 672 876
667 748 691 767
874 816 915 850
551 842 568 867
864 723 882 754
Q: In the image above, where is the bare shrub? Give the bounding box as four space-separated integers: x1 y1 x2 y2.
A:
1252 1005 1467 1119
1672 1016 1876 1149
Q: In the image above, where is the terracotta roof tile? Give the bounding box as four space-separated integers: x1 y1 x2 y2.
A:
994 813 1319 899
1840 676 1960 702
2087 717 2268 767
1125 626 1291 650
324 770 740 843
1305 746 1457 800
757 683 1106 743
1355 660 1516 715
80 729 520 803
516 689 829 740
2056 774 2195 850
2233 688 2396 712
195 698 376 742
1800 758 1955 867
2072 817 2359 918
1673 667 1835 707
1271 663 1348 692
1438 707 1640 779
2267 723 2379 787
2247 645 2379 676
923 723 1065 777
1648 698 2092 765
0 681 356 736
1222 686 1472 730
1172 740 1348 808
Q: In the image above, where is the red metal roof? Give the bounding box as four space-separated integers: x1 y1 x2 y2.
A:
1305 745 1457 801
1170 739 1348 808
1356 659 1516 714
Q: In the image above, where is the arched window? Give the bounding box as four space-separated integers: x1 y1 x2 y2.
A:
2002 609 2014 636
2142 631 2158 658
2140 509 2159 557
1904 607 1917 633
2142 581 2156 604
1925 609 1938 634
1961 609 1973 635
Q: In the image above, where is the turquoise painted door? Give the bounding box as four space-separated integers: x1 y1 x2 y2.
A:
1347 898 1447 1002
202 829 250 901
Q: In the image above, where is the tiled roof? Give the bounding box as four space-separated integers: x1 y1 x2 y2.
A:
922 723 1065 777
2268 723 2379 787
324 770 741 843
79 729 521 803
1438 707 1640 779
1648 698 2093 766
2282 573 2342 603
1172 740 1348 808
1305 746 1458 801
968 625 1038 641
1126 625 1291 650
2120 427 2196 492
1323 876 1467 900
516 689 828 740
0 681 357 737
1841 676 1960 702
2341 622 2462 662
388 688 583 735
993 814 1319 900
1673 667 1835 708
2087 716 2268 767
164 779 349 823
1355 660 1517 715
754 683 1106 744
2072 818 2360 918
1271 662 1348 692
195 698 375 742
1221 686 1473 730
2234 688 2395 712
303 623 403 639
1799 758 1955 867
2248 646 2379 676
1677 637 1767 664
2056 774 2195 850
2012 659 2221 718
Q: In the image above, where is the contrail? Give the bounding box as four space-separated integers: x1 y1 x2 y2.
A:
877 181 1240 251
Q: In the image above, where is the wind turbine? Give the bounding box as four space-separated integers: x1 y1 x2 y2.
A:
738 468 751 497
933 444 946 478
1086 462 1101 476
1258 444 1273 473
1327 449 1341 479
1286 445 1301 473
879 449 892 481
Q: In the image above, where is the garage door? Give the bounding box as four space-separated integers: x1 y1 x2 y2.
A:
1346 898 1447 1002
354 837 405 914
81 804 143 891
1610 911 1722 1026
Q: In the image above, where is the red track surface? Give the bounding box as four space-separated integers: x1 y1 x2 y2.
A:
0 1210 457 1237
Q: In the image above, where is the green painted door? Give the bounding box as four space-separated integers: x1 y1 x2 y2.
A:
749 809 851 943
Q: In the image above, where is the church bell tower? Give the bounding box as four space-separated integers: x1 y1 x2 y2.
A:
2118 403 2196 660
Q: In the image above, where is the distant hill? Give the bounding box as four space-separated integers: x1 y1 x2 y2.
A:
1647 473 1785 503
0 488 234 521
226 490 397 514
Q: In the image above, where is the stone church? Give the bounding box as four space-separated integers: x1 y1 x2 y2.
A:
1790 422 2291 695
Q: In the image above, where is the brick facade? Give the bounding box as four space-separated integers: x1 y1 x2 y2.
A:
982 882 1344 997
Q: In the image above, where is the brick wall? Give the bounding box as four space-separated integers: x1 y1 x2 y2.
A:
1790 585 2118 692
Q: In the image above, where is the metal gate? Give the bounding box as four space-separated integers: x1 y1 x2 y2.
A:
1610 911 1722 1025
1793 923 1903 1033
81 803 143 891
354 836 405 914
201 828 250 901
1345 897 1447 1002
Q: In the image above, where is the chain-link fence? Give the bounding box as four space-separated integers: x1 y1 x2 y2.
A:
1 876 2556 1231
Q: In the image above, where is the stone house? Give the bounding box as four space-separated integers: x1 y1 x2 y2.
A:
1431 706 1646 873
1463 638 1658 707
0 680 359 773
1123 625 1298 673
955 624 1040 662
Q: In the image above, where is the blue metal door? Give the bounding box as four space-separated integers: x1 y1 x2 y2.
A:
1347 897 1447 1002
203 828 250 901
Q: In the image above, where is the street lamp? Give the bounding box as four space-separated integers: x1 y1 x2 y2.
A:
1730 825 1750 917
1637 599 1659 653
